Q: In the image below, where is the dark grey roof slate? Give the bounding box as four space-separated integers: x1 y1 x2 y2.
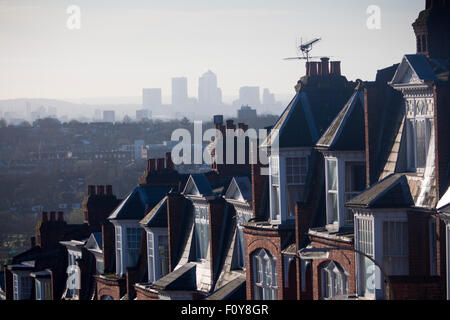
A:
346 174 414 209
316 87 365 151
108 185 171 220
150 263 197 291
404 54 438 81
204 276 246 300
140 196 168 228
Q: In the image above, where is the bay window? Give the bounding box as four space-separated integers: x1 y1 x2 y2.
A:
158 235 169 278
35 279 51 300
194 205 210 260
344 162 366 225
253 249 278 300
270 157 281 222
383 221 408 275
406 99 433 171
126 227 142 267
13 273 32 300
356 217 375 298
147 232 155 282
326 159 338 225
286 157 308 217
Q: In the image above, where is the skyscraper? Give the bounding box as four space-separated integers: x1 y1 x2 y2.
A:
262 88 276 105
172 77 188 106
142 88 162 109
198 70 222 105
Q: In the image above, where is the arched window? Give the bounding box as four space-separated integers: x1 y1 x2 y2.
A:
252 249 278 300
100 295 114 300
320 261 348 299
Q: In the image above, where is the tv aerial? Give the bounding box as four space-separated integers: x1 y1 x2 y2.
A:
284 37 323 63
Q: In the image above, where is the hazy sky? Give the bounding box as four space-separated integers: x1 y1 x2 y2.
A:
0 0 424 102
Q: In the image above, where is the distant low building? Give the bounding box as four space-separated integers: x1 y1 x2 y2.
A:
237 105 257 123
102 111 115 123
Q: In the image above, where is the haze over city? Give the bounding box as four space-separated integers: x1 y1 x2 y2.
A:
1 0 423 105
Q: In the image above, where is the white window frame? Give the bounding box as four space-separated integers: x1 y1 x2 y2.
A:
35 279 51 301
193 203 210 261
320 261 348 299
326 158 339 227
405 98 433 172
252 249 278 300
382 220 409 276
113 221 142 276
13 272 32 300
147 231 155 283
269 156 281 223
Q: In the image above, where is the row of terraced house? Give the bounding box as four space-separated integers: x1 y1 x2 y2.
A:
1 0 450 301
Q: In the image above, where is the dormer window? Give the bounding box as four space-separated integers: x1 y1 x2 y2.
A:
325 157 365 229
326 159 338 225
114 224 142 276
193 204 210 260
270 157 281 222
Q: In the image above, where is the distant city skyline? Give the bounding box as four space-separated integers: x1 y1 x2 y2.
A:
0 0 424 101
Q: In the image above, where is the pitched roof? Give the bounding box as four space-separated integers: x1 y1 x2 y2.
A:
437 187 450 212
224 177 252 202
108 185 172 220
85 232 102 252
183 174 214 197
316 87 365 151
150 263 197 291
346 174 414 209
261 76 354 150
204 275 246 300
140 196 168 228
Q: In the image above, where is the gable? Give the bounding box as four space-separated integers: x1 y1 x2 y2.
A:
390 55 437 86
183 176 201 196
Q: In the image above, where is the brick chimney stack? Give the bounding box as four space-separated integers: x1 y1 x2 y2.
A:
106 185 113 196
42 211 48 222
50 211 56 221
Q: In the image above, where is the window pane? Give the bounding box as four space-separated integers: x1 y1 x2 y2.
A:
327 160 337 191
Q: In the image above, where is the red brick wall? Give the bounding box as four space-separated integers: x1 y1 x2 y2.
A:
135 286 158 300
309 237 356 300
387 276 444 300
243 226 288 300
96 277 126 300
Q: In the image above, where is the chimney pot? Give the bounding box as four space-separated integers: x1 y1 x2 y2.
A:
97 185 105 196
321 57 330 75
330 61 341 76
148 158 156 171
305 62 311 76
57 211 64 222
50 211 56 221
106 185 113 196
42 211 48 222
226 120 234 129
157 158 165 170
310 62 319 76
165 152 174 170
88 185 96 195
30 236 36 247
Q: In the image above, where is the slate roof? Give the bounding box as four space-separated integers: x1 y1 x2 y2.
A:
204 276 246 300
316 86 365 151
140 196 168 228
437 187 450 212
261 76 354 149
183 174 214 196
225 177 252 201
346 174 414 209
108 185 172 220
150 263 197 291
